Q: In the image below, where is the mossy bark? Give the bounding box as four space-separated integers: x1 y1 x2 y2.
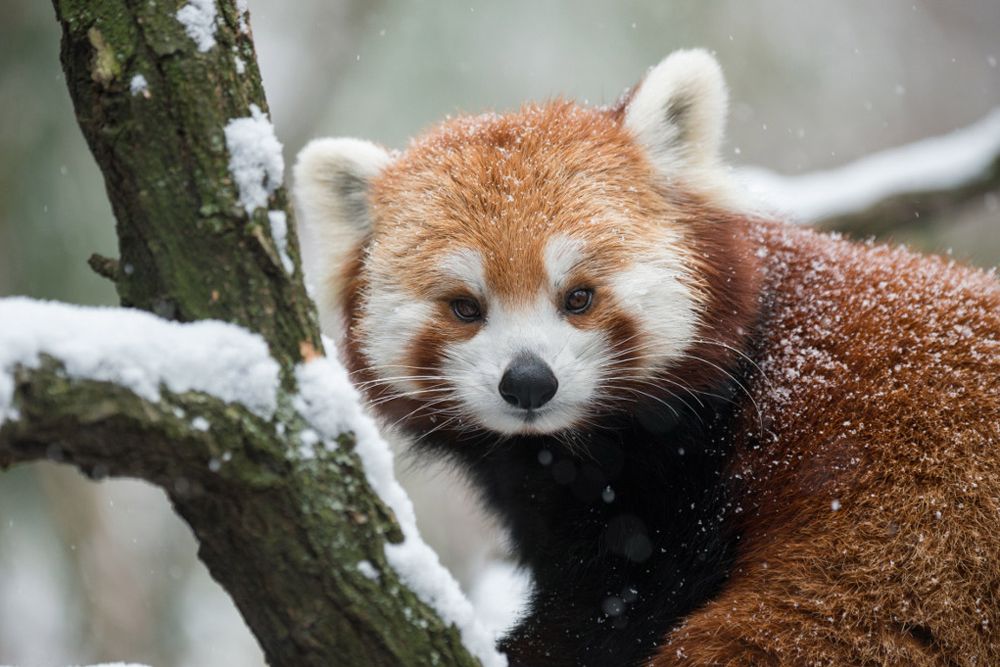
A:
1 361 481 666
54 0 320 377
0 2 489 666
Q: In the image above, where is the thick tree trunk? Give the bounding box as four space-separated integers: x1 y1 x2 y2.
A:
55 0 319 374
0 2 488 666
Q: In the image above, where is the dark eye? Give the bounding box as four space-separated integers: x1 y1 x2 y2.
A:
564 288 593 314
450 297 483 322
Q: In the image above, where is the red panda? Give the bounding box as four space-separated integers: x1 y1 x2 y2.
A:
294 50 1000 666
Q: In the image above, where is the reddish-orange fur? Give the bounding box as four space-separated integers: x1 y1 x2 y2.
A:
651 221 1000 665
335 99 1000 664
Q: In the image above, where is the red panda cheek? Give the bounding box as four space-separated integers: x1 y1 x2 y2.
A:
597 310 641 367
405 316 477 391
569 300 641 365
570 297 637 340
405 324 447 391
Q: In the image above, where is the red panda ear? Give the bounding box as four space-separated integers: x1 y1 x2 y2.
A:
293 137 390 240
293 137 390 323
624 49 729 176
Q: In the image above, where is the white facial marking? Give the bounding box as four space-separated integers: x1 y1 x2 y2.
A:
360 282 434 393
610 251 699 370
441 292 608 435
543 234 585 290
361 229 700 436
439 248 487 295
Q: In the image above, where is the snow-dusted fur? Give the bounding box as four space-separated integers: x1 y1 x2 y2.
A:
295 50 1000 666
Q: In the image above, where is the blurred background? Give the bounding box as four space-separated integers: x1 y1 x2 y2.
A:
1 0 997 664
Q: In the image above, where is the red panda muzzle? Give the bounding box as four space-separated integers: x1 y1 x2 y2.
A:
498 353 559 411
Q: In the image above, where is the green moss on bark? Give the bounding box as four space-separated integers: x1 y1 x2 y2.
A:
53 0 321 378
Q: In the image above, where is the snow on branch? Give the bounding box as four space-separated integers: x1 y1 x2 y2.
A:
224 104 285 215
738 107 1000 225
0 298 279 426
0 296 505 667
294 356 506 667
176 0 218 53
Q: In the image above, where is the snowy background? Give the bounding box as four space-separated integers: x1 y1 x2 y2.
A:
0 1 998 665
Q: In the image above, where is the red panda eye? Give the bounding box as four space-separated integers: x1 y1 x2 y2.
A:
450 298 483 322
564 288 594 314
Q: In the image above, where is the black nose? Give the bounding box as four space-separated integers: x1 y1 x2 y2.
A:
499 354 559 410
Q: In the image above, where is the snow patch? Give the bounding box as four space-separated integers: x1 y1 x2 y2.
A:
129 74 148 96
224 104 285 214
356 560 380 581
235 0 250 34
0 298 280 426
268 210 295 274
176 0 218 53
739 108 1000 222
292 356 507 667
298 428 320 460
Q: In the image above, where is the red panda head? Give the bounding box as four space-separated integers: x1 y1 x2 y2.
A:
294 50 760 439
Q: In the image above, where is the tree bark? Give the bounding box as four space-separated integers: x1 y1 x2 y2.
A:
55 0 320 375
818 152 1000 237
0 2 486 666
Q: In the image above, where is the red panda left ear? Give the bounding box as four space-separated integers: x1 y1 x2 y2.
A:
624 49 729 177
293 137 391 331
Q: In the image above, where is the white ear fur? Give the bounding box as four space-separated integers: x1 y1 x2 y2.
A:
624 49 729 176
293 137 390 337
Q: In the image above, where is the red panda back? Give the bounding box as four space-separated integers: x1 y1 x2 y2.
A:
655 220 1000 664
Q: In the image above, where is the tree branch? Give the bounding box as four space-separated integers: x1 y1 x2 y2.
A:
739 108 1000 237
817 151 999 237
0 1 506 665
0 301 488 667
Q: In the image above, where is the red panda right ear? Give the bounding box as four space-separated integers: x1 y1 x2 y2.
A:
293 138 390 327
624 49 729 178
